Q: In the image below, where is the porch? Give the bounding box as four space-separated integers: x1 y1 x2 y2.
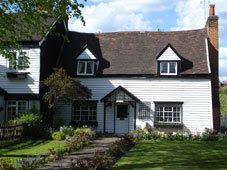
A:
101 86 140 134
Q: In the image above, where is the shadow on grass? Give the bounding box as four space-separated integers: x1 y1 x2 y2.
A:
113 140 227 169
0 140 48 156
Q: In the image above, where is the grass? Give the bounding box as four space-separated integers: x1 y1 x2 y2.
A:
220 87 227 115
0 140 67 163
113 140 227 169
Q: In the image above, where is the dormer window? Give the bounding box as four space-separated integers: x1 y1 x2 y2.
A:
76 47 98 76
160 62 177 75
77 61 94 75
156 44 182 76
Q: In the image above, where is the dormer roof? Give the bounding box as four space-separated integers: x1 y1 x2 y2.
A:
157 44 181 61
76 46 97 60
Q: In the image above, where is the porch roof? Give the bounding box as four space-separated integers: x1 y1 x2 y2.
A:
101 86 139 102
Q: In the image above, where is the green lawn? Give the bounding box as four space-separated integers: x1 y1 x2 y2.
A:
0 140 67 163
220 87 227 115
113 140 227 169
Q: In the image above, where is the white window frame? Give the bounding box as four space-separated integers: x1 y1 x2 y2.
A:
160 62 177 75
77 61 95 76
155 103 182 124
6 100 28 120
72 103 97 121
7 50 29 72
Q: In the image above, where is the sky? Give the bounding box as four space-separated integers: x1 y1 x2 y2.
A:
69 0 227 81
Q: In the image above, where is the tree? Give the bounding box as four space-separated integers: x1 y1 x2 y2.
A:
43 68 91 109
0 0 85 64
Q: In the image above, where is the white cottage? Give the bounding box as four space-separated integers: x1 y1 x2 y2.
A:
55 5 220 134
0 19 68 122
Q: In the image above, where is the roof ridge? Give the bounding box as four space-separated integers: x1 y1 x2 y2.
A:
68 28 206 35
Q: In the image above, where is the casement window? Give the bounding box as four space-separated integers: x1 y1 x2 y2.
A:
77 61 94 75
155 103 182 124
160 62 177 75
138 102 151 120
8 51 29 71
72 102 97 121
7 100 28 120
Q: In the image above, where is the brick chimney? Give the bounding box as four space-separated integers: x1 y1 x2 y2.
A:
206 4 220 131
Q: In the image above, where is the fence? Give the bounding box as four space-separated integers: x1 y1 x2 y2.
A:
0 123 24 140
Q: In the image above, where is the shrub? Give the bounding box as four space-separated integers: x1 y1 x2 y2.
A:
67 132 91 152
131 128 222 141
201 128 218 141
52 132 66 141
74 127 95 138
0 159 14 170
9 113 41 126
60 126 74 136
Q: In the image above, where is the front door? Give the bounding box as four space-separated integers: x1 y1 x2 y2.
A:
115 104 129 134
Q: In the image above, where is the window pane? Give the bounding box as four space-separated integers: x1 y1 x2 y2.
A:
9 54 17 70
170 62 176 73
73 103 97 121
155 104 182 124
160 62 168 73
86 62 94 74
18 56 26 70
18 101 27 114
78 62 85 74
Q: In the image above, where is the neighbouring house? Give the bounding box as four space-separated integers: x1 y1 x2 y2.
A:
0 5 220 135
0 19 67 122
220 81 227 87
55 4 220 134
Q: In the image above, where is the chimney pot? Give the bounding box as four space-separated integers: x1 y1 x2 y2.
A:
209 4 215 16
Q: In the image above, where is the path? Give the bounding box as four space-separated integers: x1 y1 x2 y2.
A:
39 137 119 170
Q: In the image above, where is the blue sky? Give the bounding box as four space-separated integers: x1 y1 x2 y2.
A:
69 0 227 81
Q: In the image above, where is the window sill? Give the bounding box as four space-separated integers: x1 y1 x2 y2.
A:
69 121 98 127
154 122 183 129
6 72 29 79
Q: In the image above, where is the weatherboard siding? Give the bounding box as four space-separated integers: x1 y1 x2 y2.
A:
0 48 40 94
56 78 213 134
157 46 181 61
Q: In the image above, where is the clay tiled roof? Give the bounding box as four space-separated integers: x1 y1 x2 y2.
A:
60 28 209 76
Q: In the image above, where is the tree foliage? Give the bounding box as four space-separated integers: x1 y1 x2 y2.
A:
0 0 85 62
43 68 91 109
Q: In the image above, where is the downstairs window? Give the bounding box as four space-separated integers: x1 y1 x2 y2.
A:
72 102 97 121
7 100 28 120
155 103 182 124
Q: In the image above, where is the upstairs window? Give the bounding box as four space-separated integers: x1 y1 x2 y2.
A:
160 62 177 75
77 61 94 75
8 51 29 71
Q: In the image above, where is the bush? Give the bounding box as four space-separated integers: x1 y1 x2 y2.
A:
52 132 66 141
0 159 14 170
201 128 218 141
9 113 41 126
67 132 92 152
74 127 95 138
131 128 220 141
60 126 74 136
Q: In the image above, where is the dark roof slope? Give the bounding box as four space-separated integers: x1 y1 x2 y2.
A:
60 28 209 76
17 19 56 42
